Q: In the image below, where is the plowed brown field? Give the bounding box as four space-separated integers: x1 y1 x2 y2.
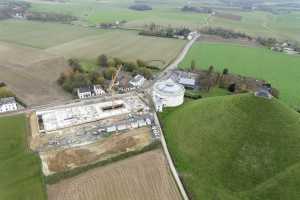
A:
47 149 182 200
0 42 71 105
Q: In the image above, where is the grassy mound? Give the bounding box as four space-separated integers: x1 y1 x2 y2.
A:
0 115 46 200
160 94 300 200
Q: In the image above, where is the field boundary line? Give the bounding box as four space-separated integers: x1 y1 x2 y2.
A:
154 113 190 200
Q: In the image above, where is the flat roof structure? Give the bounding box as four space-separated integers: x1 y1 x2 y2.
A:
153 79 185 97
36 95 148 132
179 78 196 86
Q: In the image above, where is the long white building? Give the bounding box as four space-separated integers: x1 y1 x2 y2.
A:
152 79 185 112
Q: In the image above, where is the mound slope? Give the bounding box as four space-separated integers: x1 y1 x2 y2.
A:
160 94 300 200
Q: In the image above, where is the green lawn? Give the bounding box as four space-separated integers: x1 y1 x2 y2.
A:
180 42 300 108
0 115 46 200
0 19 104 48
160 94 300 200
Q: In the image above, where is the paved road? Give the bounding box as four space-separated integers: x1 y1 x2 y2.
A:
157 33 200 81
142 33 201 93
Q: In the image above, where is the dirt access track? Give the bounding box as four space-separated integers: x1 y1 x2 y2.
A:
48 149 182 200
0 42 71 106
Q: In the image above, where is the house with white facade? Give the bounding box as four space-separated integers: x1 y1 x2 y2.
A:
77 87 93 99
93 85 105 96
129 74 146 88
0 97 18 113
77 85 106 99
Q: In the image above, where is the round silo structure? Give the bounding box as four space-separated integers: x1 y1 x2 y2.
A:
152 79 185 110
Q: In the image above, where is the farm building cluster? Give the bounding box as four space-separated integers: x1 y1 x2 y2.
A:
271 42 300 55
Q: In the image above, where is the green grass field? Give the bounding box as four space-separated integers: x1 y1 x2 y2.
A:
27 0 300 42
208 11 300 42
46 30 186 69
0 19 103 48
180 42 300 108
160 94 300 200
0 115 46 200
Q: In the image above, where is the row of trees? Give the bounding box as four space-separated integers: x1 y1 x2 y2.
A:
128 4 152 11
26 12 77 23
58 59 105 93
97 54 153 79
200 27 253 40
201 27 299 52
181 5 213 14
58 55 154 93
140 23 191 39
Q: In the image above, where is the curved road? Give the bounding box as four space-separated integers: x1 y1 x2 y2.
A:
156 33 201 82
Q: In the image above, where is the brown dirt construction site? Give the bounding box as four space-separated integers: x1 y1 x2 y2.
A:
48 149 182 200
40 127 153 175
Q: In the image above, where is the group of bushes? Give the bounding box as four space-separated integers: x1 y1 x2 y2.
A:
99 20 127 29
184 90 202 99
58 55 154 93
98 55 154 79
0 85 15 98
57 59 105 93
256 37 278 47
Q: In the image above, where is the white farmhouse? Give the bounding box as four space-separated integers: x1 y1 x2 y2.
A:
129 74 146 88
77 85 106 99
0 97 18 113
77 87 93 99
93 85 106 96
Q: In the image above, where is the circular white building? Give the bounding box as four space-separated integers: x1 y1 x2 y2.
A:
152 79 185 111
